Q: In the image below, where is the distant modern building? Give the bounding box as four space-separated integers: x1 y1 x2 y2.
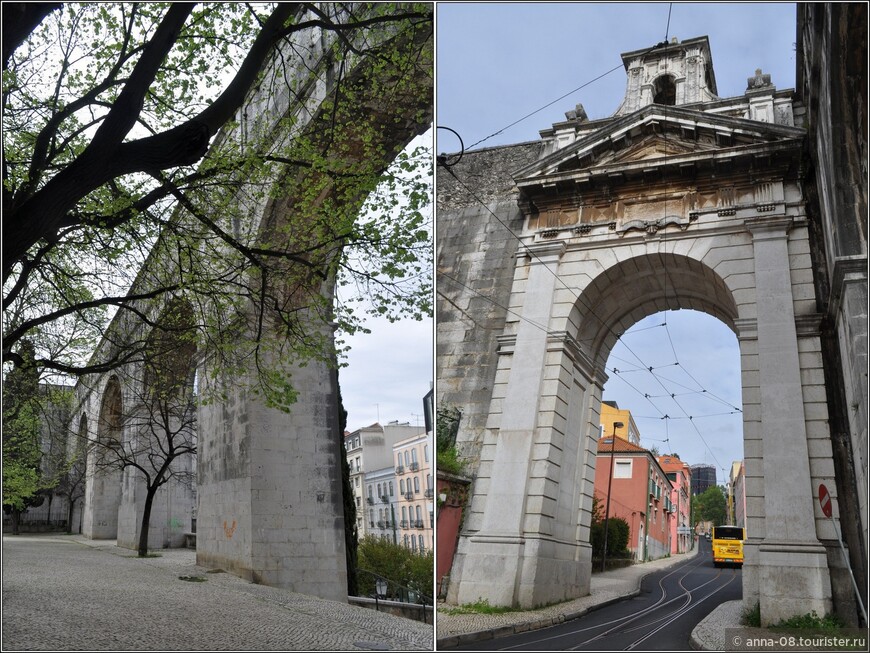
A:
594 436 674 562
600 401 641 445
690 464 717 496
658 454 693 554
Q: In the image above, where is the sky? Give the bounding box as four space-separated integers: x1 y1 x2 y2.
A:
435 2 799 482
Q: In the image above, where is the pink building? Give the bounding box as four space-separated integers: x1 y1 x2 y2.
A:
657 455 693 554
593 437 674 561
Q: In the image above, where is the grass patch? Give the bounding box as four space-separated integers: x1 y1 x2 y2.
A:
772 610 846 631
206 568 225 574
444 598 516 615
436 446 466 476
741 601 761 627
142 553 162 558
178 575 207 582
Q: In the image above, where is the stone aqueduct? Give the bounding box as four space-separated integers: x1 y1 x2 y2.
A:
68 5 432 603
437 24 866 627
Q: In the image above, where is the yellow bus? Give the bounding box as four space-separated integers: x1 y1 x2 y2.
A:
711 525 744 567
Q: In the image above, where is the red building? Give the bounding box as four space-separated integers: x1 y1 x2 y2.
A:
594 437 674 561
657 455 693 554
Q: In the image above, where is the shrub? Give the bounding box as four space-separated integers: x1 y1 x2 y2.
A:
357 535 433 602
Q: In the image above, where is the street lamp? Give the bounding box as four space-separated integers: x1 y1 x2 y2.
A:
374 576 388 612
601 421 624 572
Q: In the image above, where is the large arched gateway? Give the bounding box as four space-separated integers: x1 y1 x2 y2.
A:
437 35 846 625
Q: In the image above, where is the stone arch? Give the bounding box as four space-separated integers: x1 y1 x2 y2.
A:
450 227 835 622
569 253 739 373
143 296 198 400
84 376 124 539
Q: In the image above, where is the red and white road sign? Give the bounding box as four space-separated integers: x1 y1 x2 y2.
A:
818 483 832 518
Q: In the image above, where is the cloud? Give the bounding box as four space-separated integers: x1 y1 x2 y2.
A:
340 316 433 432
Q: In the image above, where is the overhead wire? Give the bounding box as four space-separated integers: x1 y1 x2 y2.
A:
437 4 737 468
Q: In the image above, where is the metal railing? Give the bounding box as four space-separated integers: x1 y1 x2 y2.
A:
354 567 433 623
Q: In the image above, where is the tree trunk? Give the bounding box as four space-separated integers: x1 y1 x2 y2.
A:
66 498 75 535
11 509 21 535
138 487 157 557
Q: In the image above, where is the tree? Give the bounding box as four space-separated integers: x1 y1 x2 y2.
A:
694 485 727 526
357 534 433 602
590 494 631 560
3 3 433 411
2 340 48 533
83 303 197 557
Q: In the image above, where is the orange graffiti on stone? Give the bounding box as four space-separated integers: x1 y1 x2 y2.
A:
223 519 237 538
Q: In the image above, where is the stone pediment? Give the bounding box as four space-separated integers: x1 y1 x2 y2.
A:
513 104 804 187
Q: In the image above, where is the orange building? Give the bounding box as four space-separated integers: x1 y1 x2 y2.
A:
594 436 673 561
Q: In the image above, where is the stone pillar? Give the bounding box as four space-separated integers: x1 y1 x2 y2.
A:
450 241 591 608
196 332 348 602
746 217 833 624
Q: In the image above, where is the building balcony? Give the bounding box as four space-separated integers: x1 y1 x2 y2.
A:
400 520 408 529
404 492 414 500
424 489 433 498
366 497 375 505
395 465 405 475
409 462 419 472
414 520 425 529
380 495 390 503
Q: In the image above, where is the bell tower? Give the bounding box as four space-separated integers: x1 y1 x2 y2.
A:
615 36 718 115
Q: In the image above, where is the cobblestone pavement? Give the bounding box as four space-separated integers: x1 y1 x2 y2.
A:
1 534 433 651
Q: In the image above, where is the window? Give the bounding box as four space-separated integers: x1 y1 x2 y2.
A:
411 536 417 552
404 451 411 466
419 535 424 551
389 481 394 496
355 477 360 487
368 485 373 498
369 509 374 523
614 460 632 479
427 474 432 490
412 448 418 464
414 476 420 493
377 483 382 497
396 453 402 467
356 497 360 507
355 456 360 472
424 444 429 463
416 505 422 522
400 479 405 494
401 506 407 521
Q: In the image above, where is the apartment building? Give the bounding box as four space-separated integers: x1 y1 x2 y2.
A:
594 436 674 562
657 454 693 554
394 431 434 554
344 421 424 539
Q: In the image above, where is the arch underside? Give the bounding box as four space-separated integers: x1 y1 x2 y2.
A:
571 253 739 373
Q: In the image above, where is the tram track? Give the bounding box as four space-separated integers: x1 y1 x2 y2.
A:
478 542 740 651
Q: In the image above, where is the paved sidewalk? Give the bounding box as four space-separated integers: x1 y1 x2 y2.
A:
1 533 433 651
436 547 706 649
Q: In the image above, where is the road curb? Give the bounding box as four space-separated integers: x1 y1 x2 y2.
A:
436 547 701 648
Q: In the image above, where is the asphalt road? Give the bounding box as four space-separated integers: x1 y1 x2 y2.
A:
445 538 742 651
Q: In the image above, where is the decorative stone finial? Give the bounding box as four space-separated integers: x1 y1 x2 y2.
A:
565 103 588 122
747 68 773 90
